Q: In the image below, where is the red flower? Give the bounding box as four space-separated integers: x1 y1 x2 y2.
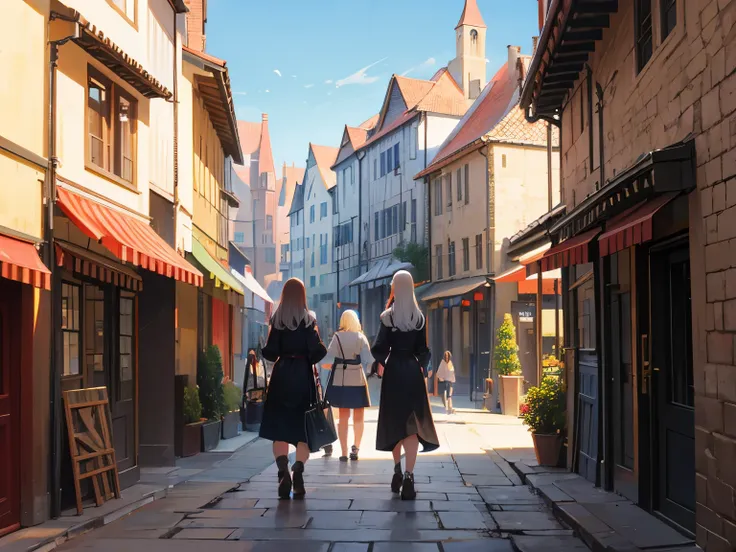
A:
520 404 530 415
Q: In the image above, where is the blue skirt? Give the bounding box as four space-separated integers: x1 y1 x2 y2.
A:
326 384 371 408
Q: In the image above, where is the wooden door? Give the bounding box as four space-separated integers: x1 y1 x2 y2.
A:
650 242 694 532
511 301 537 389
0 285 20 536
112 291 137 486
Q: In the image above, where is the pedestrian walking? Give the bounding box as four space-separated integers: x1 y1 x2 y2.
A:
259 278 327 499
436 351 456 415
371 270 439 500
320 310 373 462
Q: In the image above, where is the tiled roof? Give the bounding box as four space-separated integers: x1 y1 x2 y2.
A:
359 110 420 151
456 0 487 29
415 72 467 116
288 182 304 215
279 164 305 208
237 121 262 155
236 114 276 176
258 114 275 175
395 76 436 109
358 114 379 129
487 104 557 146
346 127 369 149
310 144 339 189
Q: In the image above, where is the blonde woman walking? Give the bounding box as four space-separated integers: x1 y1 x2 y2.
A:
260 279 327 499
372 270 439 500
436 351 456 415
321 310 373 461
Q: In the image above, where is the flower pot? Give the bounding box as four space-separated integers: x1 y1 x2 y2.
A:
182 421 203 458
201 419 221 452
532 433 563 467
221 411 240 439
499 375 524 416
244 400 264 432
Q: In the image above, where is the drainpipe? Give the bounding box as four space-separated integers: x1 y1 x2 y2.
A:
47 12 77 519
547 123 553 210
423 113 430 278
173 9 180 248
356 150 365 314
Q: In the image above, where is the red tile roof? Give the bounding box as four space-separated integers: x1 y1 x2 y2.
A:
182 44 224 67
415 72 467 116
238 121 262 155
258 114 275 175
279 164 305 208
415 57 552 179
310 144 339 189
358 114 379 129
236 115 276 176
456 0 486 29
395 76 435 109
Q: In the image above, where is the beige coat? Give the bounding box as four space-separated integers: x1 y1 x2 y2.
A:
436 359 456 383
323 331 373 387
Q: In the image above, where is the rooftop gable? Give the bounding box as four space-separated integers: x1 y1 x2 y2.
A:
308 143 339 190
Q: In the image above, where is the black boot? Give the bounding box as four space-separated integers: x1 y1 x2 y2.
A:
400 471 416 501
292 461 306 498
391 462 403 494
276 455 291 499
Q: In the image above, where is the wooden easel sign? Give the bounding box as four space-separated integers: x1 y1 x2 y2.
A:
63 387 121 514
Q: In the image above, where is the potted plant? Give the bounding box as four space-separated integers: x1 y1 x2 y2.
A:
521 376 566 466
221 379 242 439
494 313 524 416
198 345 225 452
181 386 203 457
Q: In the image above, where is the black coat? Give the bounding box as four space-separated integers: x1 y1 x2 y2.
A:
371 322 439 452
258 321 327 445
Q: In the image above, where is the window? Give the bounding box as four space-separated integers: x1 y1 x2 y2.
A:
462 238 470 271
464 164 469 204
374 212 379 240
119 292 134 401
311 251 315 267
374 158 378 179
109 0 136 24
446 174 452 208
502 154 507 168
475 234 483 269
61 283 81 377
456 168 463 201
402 201 407 230
320 274 328 287
87 67 137 185
234 231 244 243
393 143 400 170
320 234 328 264
306 237 310 249
265 248 276 263
387 148 393 174
433 178 443 216
385 208 392 237
266 215 273 230
410 123 418 160
320 201 327 219
635 0 653 72
380 151 386 176
448 241 456 277
310 205 315 223
392 205 399 235
436 245 443 279
310 276 316 288
661 0 676 40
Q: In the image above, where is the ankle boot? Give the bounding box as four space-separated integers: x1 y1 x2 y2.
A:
391 462 403 493
400 471 416 501
276 455 292 499
292 461 306 498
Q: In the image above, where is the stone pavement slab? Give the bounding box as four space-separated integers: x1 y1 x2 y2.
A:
512 534 591 551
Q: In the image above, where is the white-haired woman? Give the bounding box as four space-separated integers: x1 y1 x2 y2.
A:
260 279 327 499
371 270 439 500
321 310 373 461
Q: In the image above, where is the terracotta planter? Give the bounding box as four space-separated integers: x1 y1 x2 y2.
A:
201 420 221 452
181 422 203 458
221 411 240 440
532 433 563 466
499 375 523 416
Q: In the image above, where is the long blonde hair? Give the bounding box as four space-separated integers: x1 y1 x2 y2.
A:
380 270 425 331
338 309 363 333
271 278 316 330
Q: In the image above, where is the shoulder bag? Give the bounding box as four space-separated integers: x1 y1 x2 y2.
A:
304 330 337 453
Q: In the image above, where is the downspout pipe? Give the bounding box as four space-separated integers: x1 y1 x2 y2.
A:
47 12 77 519
356 150 365 314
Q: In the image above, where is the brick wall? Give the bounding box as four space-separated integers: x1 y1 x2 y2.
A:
555 0 736 548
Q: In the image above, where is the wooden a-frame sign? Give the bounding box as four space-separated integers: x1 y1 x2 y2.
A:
63 387 121 514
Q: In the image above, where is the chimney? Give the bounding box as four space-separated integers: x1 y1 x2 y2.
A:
508 45 521 71
532 36 539 54
262 113 268 122
537 0 547 32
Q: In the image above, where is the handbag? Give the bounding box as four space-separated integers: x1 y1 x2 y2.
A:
304 363 337 453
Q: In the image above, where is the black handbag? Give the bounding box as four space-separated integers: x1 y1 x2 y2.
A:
304 364 337 453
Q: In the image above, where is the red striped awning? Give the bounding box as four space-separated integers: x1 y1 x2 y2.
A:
55 242 143 292
56 186 203 287
539 228 600 272
598 193 676 257
0 234 51 290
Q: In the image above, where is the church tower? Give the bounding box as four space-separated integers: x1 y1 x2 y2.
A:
448 0 487 101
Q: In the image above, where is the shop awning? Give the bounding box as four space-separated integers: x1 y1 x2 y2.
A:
495 244 553 283
349 259 390 287
191 240 244 295
377 260 413 280
539 228 600 273
56 241 142 292
231 268 272 303
56 186 203 287
421 276 487 302
598 193 676 256
0 234 50 290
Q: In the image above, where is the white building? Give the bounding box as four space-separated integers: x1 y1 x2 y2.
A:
302 143 339 336
287 182 305 285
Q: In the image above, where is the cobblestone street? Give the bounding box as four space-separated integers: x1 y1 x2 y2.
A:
56 405 588 551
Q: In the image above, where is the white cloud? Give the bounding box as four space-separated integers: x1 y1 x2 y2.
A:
325 79 333 84
400 57 437 77
304 84 314 89
273 69 282 77
265 89 270 93
292 75 297 78
335 58 386 88
233 91 248 96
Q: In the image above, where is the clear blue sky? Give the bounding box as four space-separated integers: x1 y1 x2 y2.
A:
206 0 540 173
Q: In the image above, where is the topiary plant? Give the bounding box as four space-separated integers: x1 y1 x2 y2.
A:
223 380 242 413
197 345 225 420
494 313 522 376
521 376 566 435
183 386 202 424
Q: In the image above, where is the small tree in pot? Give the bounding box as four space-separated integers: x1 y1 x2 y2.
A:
221 379 242 439
521 377 566 466
181 386 203 457
198 345 225 451
494 313 523 415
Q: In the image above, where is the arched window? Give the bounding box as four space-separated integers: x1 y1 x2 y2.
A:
470 29 479 54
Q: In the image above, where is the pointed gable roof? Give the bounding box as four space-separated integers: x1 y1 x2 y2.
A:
358 114 379 129
309 144 339 189
456 0 487 29
236 114 275 176
279 164 305 208
237 120 262 155
394 76 435 109
258 114 275 175
288 182 304 215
